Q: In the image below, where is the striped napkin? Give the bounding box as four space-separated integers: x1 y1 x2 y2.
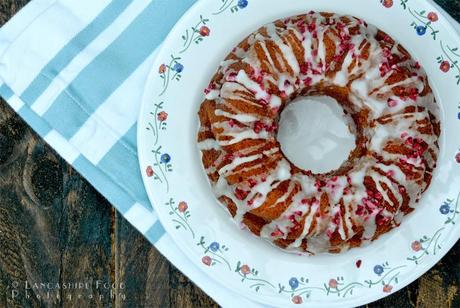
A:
0 0 259 306
0 1 457 307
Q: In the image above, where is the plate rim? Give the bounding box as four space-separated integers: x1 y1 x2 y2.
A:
137 0 460 306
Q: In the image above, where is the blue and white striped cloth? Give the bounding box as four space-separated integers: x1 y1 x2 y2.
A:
0 1 261 306
0 0 182 242
0 1 457 307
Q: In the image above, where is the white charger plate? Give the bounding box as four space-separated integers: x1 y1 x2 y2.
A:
138 0 460 306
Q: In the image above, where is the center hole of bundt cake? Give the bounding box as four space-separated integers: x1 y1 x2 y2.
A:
277 96 356 174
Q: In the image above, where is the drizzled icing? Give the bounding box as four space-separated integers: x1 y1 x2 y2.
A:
197 12 440 254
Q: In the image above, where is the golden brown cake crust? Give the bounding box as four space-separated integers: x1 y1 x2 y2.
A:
197 12 440 254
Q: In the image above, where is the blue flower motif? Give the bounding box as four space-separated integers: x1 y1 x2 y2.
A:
209 242 220 252
289 277 299 290
440 204 450 215
173 63 184 73
161 153 171 163
416 25 427 36
374 265 384 276
237 0 248 9
457 112 460 120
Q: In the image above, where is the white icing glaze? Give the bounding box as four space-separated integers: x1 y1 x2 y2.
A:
198 139 221 151
215 109 258 123
219 154 262 175
198 12 440 254
205 89 220 100
235 70 268 100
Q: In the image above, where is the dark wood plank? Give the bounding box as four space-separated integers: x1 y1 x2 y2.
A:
113 211 218 308
168 263 219 308
435 0 460 21
0 100 114 308
113 211 171 308
57 171 114 307
0 1 458 308
0 0 28 26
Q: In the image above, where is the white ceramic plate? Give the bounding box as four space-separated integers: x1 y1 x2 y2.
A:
138 0 460 306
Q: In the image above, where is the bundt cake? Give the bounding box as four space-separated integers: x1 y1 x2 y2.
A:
196 12 440 254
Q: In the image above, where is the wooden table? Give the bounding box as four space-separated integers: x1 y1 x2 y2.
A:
0 1 458 307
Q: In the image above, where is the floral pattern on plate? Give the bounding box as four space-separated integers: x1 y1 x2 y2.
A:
138 0 460 306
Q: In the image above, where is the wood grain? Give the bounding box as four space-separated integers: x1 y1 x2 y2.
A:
0 101 115 307
0 0 458 307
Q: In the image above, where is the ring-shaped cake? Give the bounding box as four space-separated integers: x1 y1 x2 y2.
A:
197 12 440 254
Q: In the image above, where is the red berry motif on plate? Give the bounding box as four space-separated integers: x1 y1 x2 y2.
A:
411 240 422 252
178 201 188 213
383 284 393 293
240 264 251 275
381 0 393 8
157 111 168 121
456 152 460 163
199 26 210 37
328 278 338 288
146 166 154 177
159 64 166 74
356 260 362 268
292 295 303 304
202 256 212 266
440 61 450 72
427 12 438 22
